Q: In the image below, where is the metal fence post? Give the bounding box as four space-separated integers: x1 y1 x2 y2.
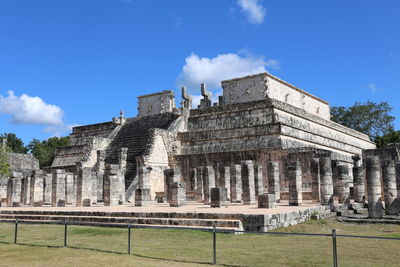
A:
212 225 216 265
64 218 68 247
332 229 338 267
14 219 18 244
128 222 131 255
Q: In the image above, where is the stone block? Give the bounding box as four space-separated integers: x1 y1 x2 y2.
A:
210 187 228 208
82 198 91 207
169 182 186 207
135 188 150 206
258 194 276 209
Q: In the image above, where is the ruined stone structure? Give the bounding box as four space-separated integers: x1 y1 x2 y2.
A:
3 72 400 226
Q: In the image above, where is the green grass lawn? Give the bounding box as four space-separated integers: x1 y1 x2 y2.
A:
1 219 400 267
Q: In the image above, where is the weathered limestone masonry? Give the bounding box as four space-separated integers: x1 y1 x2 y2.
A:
267 161 280 202
230 164 242 203
164 168 181 202
30 170 44 207
241 160 256 204
201 166 215 204
52 169 66 207
96 150 105 202
337 165 350 204
135 166 151 206
287 161 302 206
319 157 334 205
104 164 122 206
210 187 228 207
2 72 384 231
254 165 264 197
258 193 276 209
311 158 321 202
366 156 384 218
10 172 22 207
76 164 92 207
396 162 400 198
65 172 75 205
352 164 365 203
382 160 399 215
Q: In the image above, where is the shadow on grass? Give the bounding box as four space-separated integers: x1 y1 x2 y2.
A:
0 241 243 267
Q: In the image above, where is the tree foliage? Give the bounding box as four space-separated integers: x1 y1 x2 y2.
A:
375 129 400 148
27 136 70 168
0 133 27 153
330 101 395 140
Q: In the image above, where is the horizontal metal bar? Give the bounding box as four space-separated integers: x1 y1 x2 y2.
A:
1 219 400 241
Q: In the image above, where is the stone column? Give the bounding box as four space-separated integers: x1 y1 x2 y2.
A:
210 187 227 208
202 166 215 204
10 172 22 207
287 161 302 206
254 165 264 197
395 162 400 198
21 174 31 205
169 182 186 207
353 165 365 203
164 168 181 202
65 172 75 205
311 158 321 202
52 169 66 207
119 147 128 172
30 170 44 207
241 160 256 205
190 168 197 192
230 164 242 203
267 161 280 202
96 150 105 202
0 175 8 204
195 166 204 202
319 157 334 205
337 165 350 204
382 160 398 215
43 173 52 205
76 164 92 207
135 166 151 206
366 156 384 218
224 166 231 201
90 170 98 204
104 164 121 206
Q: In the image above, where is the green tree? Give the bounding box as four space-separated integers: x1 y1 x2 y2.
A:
27 136 70 168
0 142 11 177
331 101 395 140
375 128 400 148
0 133 27 153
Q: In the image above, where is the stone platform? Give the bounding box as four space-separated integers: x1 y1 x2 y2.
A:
0 201 335 232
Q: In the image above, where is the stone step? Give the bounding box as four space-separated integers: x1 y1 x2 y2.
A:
348 203 366 210
353 208 368 215
0 218 240 232
0 214 243 229
0 209 242 220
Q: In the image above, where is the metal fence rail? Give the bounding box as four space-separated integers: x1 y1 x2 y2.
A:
1 218 400 267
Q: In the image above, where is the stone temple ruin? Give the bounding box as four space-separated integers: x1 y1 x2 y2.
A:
1 72 400 231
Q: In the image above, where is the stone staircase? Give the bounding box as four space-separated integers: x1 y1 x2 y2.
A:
104 112 180 189
0 210 243 232
336 202 368 217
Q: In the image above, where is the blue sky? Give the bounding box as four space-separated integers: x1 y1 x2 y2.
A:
0 0 399 144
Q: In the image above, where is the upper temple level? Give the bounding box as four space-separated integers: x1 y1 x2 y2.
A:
221 72 330 120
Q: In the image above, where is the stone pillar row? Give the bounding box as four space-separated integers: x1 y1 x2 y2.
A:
187 160 283 208
0 149 128 208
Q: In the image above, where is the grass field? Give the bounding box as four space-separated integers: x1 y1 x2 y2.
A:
1 219 400 266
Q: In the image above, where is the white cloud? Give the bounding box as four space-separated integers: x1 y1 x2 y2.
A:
367 83 380 93
0 90 73 135
178 52 279 92
237 0 266 24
